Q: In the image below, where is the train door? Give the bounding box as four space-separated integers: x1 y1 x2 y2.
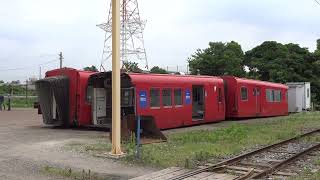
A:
192 85 205 120
217 86 224 113
254 87 261 115
92 88 107 125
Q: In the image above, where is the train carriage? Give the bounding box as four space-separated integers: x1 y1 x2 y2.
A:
36 68 95 127
87 72 226 130
222 76 288 118
35 68 289 141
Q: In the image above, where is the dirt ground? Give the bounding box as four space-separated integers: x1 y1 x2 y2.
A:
0 109 156 180
0 109 291 180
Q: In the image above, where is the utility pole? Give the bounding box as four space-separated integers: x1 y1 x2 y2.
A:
110 0 123 156
59 52 63 69
39 66 42 79
25 80 28 104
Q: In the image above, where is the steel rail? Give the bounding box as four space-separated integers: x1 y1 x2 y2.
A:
251 142 320 179
169 129 320 180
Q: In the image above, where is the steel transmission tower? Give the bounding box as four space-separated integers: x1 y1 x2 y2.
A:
98 0 148 71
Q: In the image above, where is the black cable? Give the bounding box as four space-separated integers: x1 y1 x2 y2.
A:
0 59 59 71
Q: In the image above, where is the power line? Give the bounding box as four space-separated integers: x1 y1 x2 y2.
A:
315 0 320 6
0 59 59 72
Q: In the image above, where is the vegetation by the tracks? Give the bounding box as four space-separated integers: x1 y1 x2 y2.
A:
0 84 36 96
40 165 117 180
290 158 320 180
65 112 320 169
10 97 37 108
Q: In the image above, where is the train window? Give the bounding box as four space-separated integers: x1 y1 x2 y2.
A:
162 88 172 107
240 87 248 101
274 90 281 102
150 88 160 108
174 89 183 106
218 88 223 102
121 89 134 106
86 86 93 103
266 89 274 102
307 88 310 98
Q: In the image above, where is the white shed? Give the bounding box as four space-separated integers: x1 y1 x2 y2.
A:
286 82 311 113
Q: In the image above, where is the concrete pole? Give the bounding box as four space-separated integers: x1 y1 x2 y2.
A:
59 52 63 69
110 0 123 155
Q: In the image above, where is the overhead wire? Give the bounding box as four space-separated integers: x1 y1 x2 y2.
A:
0 59 59 72
315 0 320 6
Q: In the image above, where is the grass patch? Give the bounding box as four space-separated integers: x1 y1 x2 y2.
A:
3 97 37 108
290 168 320 180
65 112 320 168
41 166 119 180
126 112 320 168
65 140 112 155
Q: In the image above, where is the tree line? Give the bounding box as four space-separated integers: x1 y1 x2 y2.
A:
188 40 320 105
83 39 320 105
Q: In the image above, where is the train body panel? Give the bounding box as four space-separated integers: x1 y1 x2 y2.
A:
222 76 288 118
131 73 226 130
40 68 95 126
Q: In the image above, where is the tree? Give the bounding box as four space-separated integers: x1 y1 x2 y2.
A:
150 66 168 74
122 61 142 73
315 39 320 58
188 41 246 76
0 80 4 84
83 66 98 72
244 41 314 83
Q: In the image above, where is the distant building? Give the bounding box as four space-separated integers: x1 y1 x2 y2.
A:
286 82 311 112
11 80 20 85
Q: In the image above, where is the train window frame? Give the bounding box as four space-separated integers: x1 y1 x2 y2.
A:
240 87 248 101
150 88 160 109
174 88 183 107
162 88 172 108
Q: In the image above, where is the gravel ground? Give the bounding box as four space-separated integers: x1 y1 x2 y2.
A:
0 109 156 180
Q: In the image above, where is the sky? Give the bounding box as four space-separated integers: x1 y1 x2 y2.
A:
0 0 319 82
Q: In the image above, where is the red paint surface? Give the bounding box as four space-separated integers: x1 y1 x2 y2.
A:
222 76 288 118
130 73 226 129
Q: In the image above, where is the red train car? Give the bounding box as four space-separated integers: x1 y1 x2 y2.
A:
36 68 95 127
222 76 288 118
36 68 288 140
87 72 226 130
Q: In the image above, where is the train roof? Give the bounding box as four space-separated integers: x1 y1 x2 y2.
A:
222 76 288 89
46 68 96 76
128 73 223 85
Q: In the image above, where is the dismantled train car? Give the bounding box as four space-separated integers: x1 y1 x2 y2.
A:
87 72 226 129
35 68 95 127
35 68 289 141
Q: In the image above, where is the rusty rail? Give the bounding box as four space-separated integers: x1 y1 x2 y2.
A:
169 129 320 180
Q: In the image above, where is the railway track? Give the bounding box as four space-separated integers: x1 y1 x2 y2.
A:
167 129 320 180
132 129 320 180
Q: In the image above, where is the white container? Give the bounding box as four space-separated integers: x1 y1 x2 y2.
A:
286 82 311 112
